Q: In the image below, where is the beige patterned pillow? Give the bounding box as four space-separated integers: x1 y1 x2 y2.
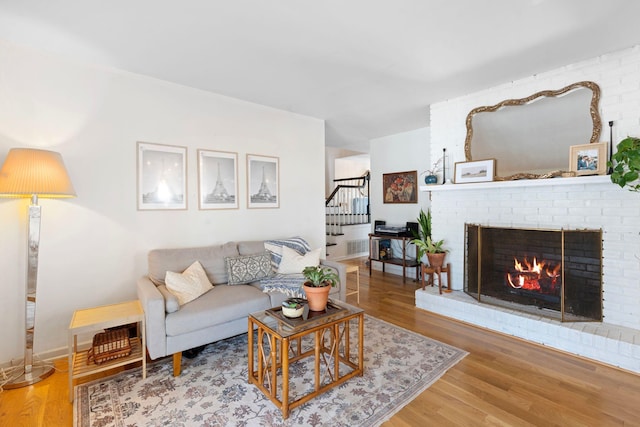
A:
165 260 213 306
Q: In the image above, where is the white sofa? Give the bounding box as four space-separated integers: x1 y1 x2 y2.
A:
136 238 346 376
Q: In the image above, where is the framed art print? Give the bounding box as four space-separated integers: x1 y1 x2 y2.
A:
247 154 279 208
569 142 607 176
383 170 417 203
198 149 238 210
454 159 495 184
137 141 187 210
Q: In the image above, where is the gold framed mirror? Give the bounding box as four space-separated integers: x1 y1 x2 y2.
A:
464 81 601 180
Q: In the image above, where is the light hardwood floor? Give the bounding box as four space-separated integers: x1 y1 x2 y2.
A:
2 257 639 426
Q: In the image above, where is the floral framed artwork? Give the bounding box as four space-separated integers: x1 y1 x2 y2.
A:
137 141 187 210
454 159 495 184
198 149 238 210
569 142 607 176
383 170 417 203
247 154 279 208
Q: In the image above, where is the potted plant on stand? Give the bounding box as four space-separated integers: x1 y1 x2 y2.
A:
302 266 339 311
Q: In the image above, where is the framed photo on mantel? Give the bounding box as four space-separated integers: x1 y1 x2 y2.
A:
569 142 607 176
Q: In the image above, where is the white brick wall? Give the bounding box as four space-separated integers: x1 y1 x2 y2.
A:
422 45 640 362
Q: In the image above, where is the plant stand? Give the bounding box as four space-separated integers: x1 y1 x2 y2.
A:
421 263 452 294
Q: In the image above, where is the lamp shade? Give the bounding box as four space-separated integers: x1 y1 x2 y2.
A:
0 148 76 198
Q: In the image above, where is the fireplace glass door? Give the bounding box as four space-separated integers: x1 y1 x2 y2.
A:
465 224 602 322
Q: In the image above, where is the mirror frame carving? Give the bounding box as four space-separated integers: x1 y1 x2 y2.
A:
464 81 602 180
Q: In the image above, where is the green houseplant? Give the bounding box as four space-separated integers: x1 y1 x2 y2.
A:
609 136 640 192
302 266 339 311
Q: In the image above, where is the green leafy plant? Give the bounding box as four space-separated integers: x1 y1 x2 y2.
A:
302 266 339 288
412 235 447 257
413 208 432 241
609 136 640 192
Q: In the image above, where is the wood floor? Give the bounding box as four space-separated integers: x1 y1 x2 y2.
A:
2 257 639 426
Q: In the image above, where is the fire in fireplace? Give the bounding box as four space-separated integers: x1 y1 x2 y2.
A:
465 224 602 322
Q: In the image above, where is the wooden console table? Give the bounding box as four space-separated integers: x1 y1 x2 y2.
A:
368 234 419 283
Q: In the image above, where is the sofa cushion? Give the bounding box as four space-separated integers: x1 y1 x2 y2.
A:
165 261 214 306
264 237 311 269
225 252 273 285
277 246 322 274
148 242 239 286
237 240 267 256
165 284 270 336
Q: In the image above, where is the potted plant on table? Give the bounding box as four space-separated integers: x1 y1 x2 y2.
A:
302 266 339 311
609 136 640 192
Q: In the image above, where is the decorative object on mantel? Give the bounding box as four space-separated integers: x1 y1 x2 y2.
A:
454 158 495 184
464 81 601 181
569 142 608 176
382 170 417 203
609 136 640 192
608 120 614 175
420 155 444 185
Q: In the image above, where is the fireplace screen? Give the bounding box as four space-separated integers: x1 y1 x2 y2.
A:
465 224 602 322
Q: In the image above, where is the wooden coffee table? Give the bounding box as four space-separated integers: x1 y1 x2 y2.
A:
248 301 364 419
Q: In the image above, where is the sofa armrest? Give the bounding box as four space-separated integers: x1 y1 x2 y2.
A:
320 259 347 302
137 276 167 360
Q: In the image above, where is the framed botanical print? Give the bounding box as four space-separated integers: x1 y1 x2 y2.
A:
198 149 238 210
247 154 279 208
137 141 187 210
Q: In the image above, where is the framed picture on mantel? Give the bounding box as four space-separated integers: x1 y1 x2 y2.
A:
569 142 607 176
383 170 417 203
454 159 495 184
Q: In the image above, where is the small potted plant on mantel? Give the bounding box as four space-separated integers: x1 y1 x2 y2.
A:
302 266 339 311
609 136 640 192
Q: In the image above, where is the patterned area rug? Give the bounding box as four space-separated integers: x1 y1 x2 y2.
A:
75 315 467 427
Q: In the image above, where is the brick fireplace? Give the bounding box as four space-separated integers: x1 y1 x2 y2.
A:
416 176 640 373
465 224 602 322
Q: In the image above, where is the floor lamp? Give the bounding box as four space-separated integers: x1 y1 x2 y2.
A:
0 148 76 388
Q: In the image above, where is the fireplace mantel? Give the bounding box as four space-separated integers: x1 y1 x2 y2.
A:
420 175 611 192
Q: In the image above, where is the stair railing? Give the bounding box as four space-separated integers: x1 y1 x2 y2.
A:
325 172 370 236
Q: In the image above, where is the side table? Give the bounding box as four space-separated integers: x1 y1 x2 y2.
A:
68 300 146 402
345 264 360 303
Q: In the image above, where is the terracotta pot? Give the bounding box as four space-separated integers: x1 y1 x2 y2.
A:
427 252 446 270
303 284 332 311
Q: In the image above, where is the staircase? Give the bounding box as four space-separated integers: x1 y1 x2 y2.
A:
325 172 371 260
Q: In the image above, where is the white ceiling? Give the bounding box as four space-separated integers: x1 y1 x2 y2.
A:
1 0 640 152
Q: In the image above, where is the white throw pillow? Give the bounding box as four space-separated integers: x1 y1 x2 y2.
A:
277 246 322 274
165 260 214 306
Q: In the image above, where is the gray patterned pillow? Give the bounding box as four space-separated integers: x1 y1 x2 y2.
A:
225 252 273 285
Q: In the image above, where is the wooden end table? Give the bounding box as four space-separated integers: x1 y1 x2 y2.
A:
68 300 146 402
248 301 364 419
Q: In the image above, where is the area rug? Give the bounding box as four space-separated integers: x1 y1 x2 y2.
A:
74 315 467 427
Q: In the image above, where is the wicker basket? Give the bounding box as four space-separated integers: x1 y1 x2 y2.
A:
87 327 132 365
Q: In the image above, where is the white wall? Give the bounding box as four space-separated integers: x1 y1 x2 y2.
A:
0 41 326 363
370 127 430 272
427 45 640 332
